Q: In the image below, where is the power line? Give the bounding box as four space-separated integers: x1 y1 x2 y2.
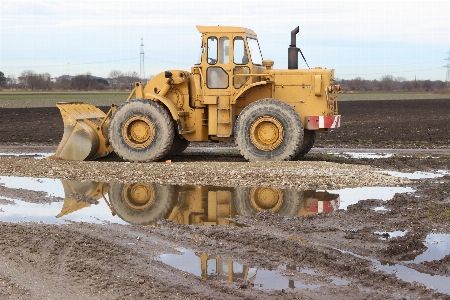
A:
444 49 450 87
339 66 444 78
0 57 139 70
140 38 145 81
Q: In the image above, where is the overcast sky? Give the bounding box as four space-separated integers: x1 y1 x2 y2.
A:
1 1 450 81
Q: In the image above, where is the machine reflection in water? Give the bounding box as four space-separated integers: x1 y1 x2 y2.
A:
57 180 340 226
157 247 320 291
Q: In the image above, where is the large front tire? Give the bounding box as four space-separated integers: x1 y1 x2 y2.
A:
234 98 304 161
108 99 174 162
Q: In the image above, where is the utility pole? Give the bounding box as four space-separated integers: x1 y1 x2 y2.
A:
140 38 145 82
444 49 450 87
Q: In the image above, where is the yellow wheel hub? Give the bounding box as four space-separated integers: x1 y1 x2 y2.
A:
249 187 283 212
122 183 156 210
122 116 155 148
250 116 284 151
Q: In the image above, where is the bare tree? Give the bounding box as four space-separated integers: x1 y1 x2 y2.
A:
349 77 364 91
19 70 36 90
108 70 123 89
422 80 432 92
71 72 97 91
6 74 17 88
124 71 140 89
41 72 52 90
380 75 395 91
57 77 71 90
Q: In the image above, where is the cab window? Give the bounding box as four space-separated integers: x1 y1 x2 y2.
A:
195 45 204 65
219 37 230 64
247 38 263 65
207 67 229 89
233 37 248 65
207 37 218 64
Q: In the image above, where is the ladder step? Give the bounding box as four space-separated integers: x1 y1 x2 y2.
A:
177 111 189 117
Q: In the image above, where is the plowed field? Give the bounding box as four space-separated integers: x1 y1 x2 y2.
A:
1 99 449 148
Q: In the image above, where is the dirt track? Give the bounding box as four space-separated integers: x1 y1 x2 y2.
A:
0 99 450 299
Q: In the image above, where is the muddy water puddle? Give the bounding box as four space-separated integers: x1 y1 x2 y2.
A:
385 170 450 179
329 152 394 159
0 176 343 225
0 176 127 224
1 175 449 293
339 241 450 295
0 175 419 226
327 186 414 210
0 152 51 159
157 247 344 291
374 230 408 240
404 233 450 263
157 234 450 293
0 175 420 225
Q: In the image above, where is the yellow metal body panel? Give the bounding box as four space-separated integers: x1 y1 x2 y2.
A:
260 69 331 114
314 74 322 96
203 95 218 105
208 105 218 135
144 92 180 122
142 70 208 141
135 82 145 98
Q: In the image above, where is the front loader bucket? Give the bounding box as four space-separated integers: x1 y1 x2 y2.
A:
49 102 113 161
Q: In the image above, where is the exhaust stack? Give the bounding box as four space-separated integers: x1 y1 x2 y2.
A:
288 26 300 69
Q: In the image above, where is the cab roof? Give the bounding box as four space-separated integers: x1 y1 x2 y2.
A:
196 25 257 37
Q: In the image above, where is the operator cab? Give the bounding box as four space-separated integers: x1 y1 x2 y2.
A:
195 25 264 91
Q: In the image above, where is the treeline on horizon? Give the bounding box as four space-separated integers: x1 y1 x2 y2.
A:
0 70 449 93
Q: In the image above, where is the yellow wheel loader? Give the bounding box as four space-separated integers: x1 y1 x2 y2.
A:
51 25 340 162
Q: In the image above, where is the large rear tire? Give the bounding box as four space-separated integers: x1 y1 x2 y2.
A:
295 129 316 159
166 133 190 157
234 98 304 161
109 182 175 225
108 99 174 162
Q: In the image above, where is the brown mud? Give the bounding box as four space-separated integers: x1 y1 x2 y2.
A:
0 99 450 299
